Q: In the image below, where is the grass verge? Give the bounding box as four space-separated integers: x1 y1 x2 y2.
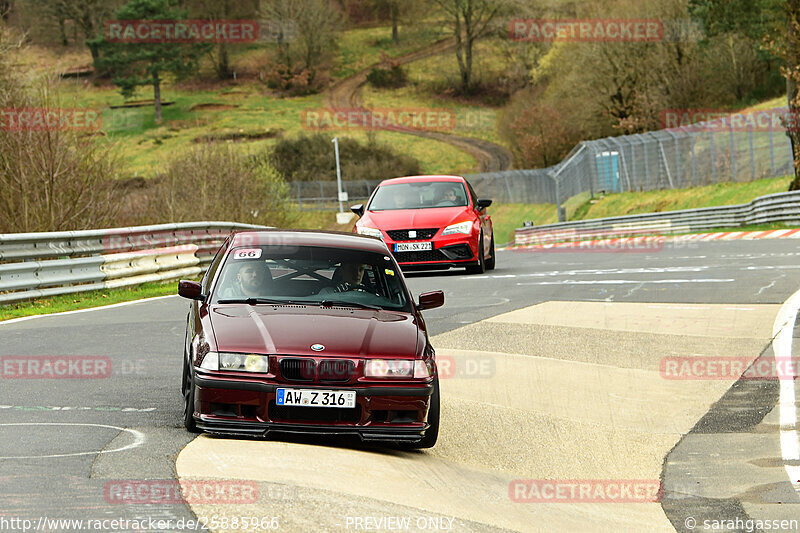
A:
0 280 183 321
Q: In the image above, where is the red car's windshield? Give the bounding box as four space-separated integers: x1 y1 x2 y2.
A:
368 182 468 210
212 245 411 311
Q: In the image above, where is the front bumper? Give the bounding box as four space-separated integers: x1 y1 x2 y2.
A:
192 373 434 441
386 233 477 269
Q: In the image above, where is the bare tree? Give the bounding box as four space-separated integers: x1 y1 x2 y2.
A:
432 0 504 93
260 0 343 85
0 77 120 232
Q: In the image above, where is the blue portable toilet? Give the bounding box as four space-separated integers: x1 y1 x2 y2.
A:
595 151 620 192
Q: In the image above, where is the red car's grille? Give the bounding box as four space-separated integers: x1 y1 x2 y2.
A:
279 358 316 381
393 249 449 263
269 401 361 423
318 360 355 382
279 358 355 383
386 228 438 241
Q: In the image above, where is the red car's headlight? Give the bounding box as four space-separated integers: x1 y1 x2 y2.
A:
441 221 472 235
365 360 431 379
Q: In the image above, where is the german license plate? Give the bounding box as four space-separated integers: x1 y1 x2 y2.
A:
394 242 432 252
276 388 356 408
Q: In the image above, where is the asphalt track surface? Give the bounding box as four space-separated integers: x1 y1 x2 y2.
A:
1 238 800 531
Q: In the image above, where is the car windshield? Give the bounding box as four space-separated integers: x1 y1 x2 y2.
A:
212 245 411 311
368 181 468 210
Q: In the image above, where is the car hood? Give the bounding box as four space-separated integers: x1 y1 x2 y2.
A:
363 206 472 231
209 305 420 358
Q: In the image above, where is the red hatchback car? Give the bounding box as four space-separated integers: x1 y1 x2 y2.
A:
178 230 444 448
351 175 496 273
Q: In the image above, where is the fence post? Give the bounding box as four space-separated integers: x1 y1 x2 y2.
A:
748 125 755 180
710 131 717 183
769 120 775 175
729 123 737 181
297 181 303 210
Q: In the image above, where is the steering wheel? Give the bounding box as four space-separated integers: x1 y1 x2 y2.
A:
334 282 369 293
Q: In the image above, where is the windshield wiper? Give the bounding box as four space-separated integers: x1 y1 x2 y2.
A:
316 300 383 311
216 298 305 305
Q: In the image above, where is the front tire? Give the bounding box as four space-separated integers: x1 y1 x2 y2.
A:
465 233 486 274
397 378 439 450
485 233 496 270
183 357 199 433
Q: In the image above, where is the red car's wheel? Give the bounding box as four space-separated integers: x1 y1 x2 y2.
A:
466 232 486 274
485 233 496 270
183 356 199 433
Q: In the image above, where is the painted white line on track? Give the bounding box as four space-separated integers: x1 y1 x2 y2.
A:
0 295 178 326
772 288 800 497
0 423 145 459
516 279 735 286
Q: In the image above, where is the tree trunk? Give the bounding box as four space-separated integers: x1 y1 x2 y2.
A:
59 17 68 46
217 42 232 79
391 2 399 44
154 73 162 124
788 0 800 190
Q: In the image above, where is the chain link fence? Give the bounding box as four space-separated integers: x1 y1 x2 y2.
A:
291 113 796 219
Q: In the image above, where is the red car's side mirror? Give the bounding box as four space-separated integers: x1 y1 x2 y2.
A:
178 280 205 301
418 290 444 310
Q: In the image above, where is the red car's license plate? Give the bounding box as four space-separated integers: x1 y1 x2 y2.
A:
276 388 356 408
394 242 432 252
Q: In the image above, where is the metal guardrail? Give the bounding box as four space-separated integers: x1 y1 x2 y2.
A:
0 222 269 305
514 191 800 245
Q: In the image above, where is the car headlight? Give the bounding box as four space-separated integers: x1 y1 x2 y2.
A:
442 221 473 235
365 359 413 378
200 351 268 373
357 226 383 239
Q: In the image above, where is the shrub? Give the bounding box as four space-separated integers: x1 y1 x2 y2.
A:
143 144 295 228
267 133 421 182
366 64 407 89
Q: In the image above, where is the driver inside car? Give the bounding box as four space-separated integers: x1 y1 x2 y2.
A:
318 263 367 294
221 260 272 298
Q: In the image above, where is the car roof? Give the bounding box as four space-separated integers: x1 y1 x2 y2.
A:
378 175 466 186
229 229 389 254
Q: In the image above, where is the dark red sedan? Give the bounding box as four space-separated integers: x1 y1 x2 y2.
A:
178 230 443 448
351 175 495 273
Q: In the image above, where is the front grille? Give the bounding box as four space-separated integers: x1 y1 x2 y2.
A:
386 228 438 241
318 360 355 382
269 401 361 423
280 358 316 381
393 249 450 263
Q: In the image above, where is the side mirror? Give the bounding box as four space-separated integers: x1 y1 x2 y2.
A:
417 290 444 311
178 280 205 301
351 204 364 217
476 198 492 210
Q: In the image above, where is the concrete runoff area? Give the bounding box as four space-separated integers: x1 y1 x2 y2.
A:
176 301 780 532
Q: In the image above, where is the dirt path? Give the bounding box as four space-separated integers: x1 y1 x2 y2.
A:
326 38 513 172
